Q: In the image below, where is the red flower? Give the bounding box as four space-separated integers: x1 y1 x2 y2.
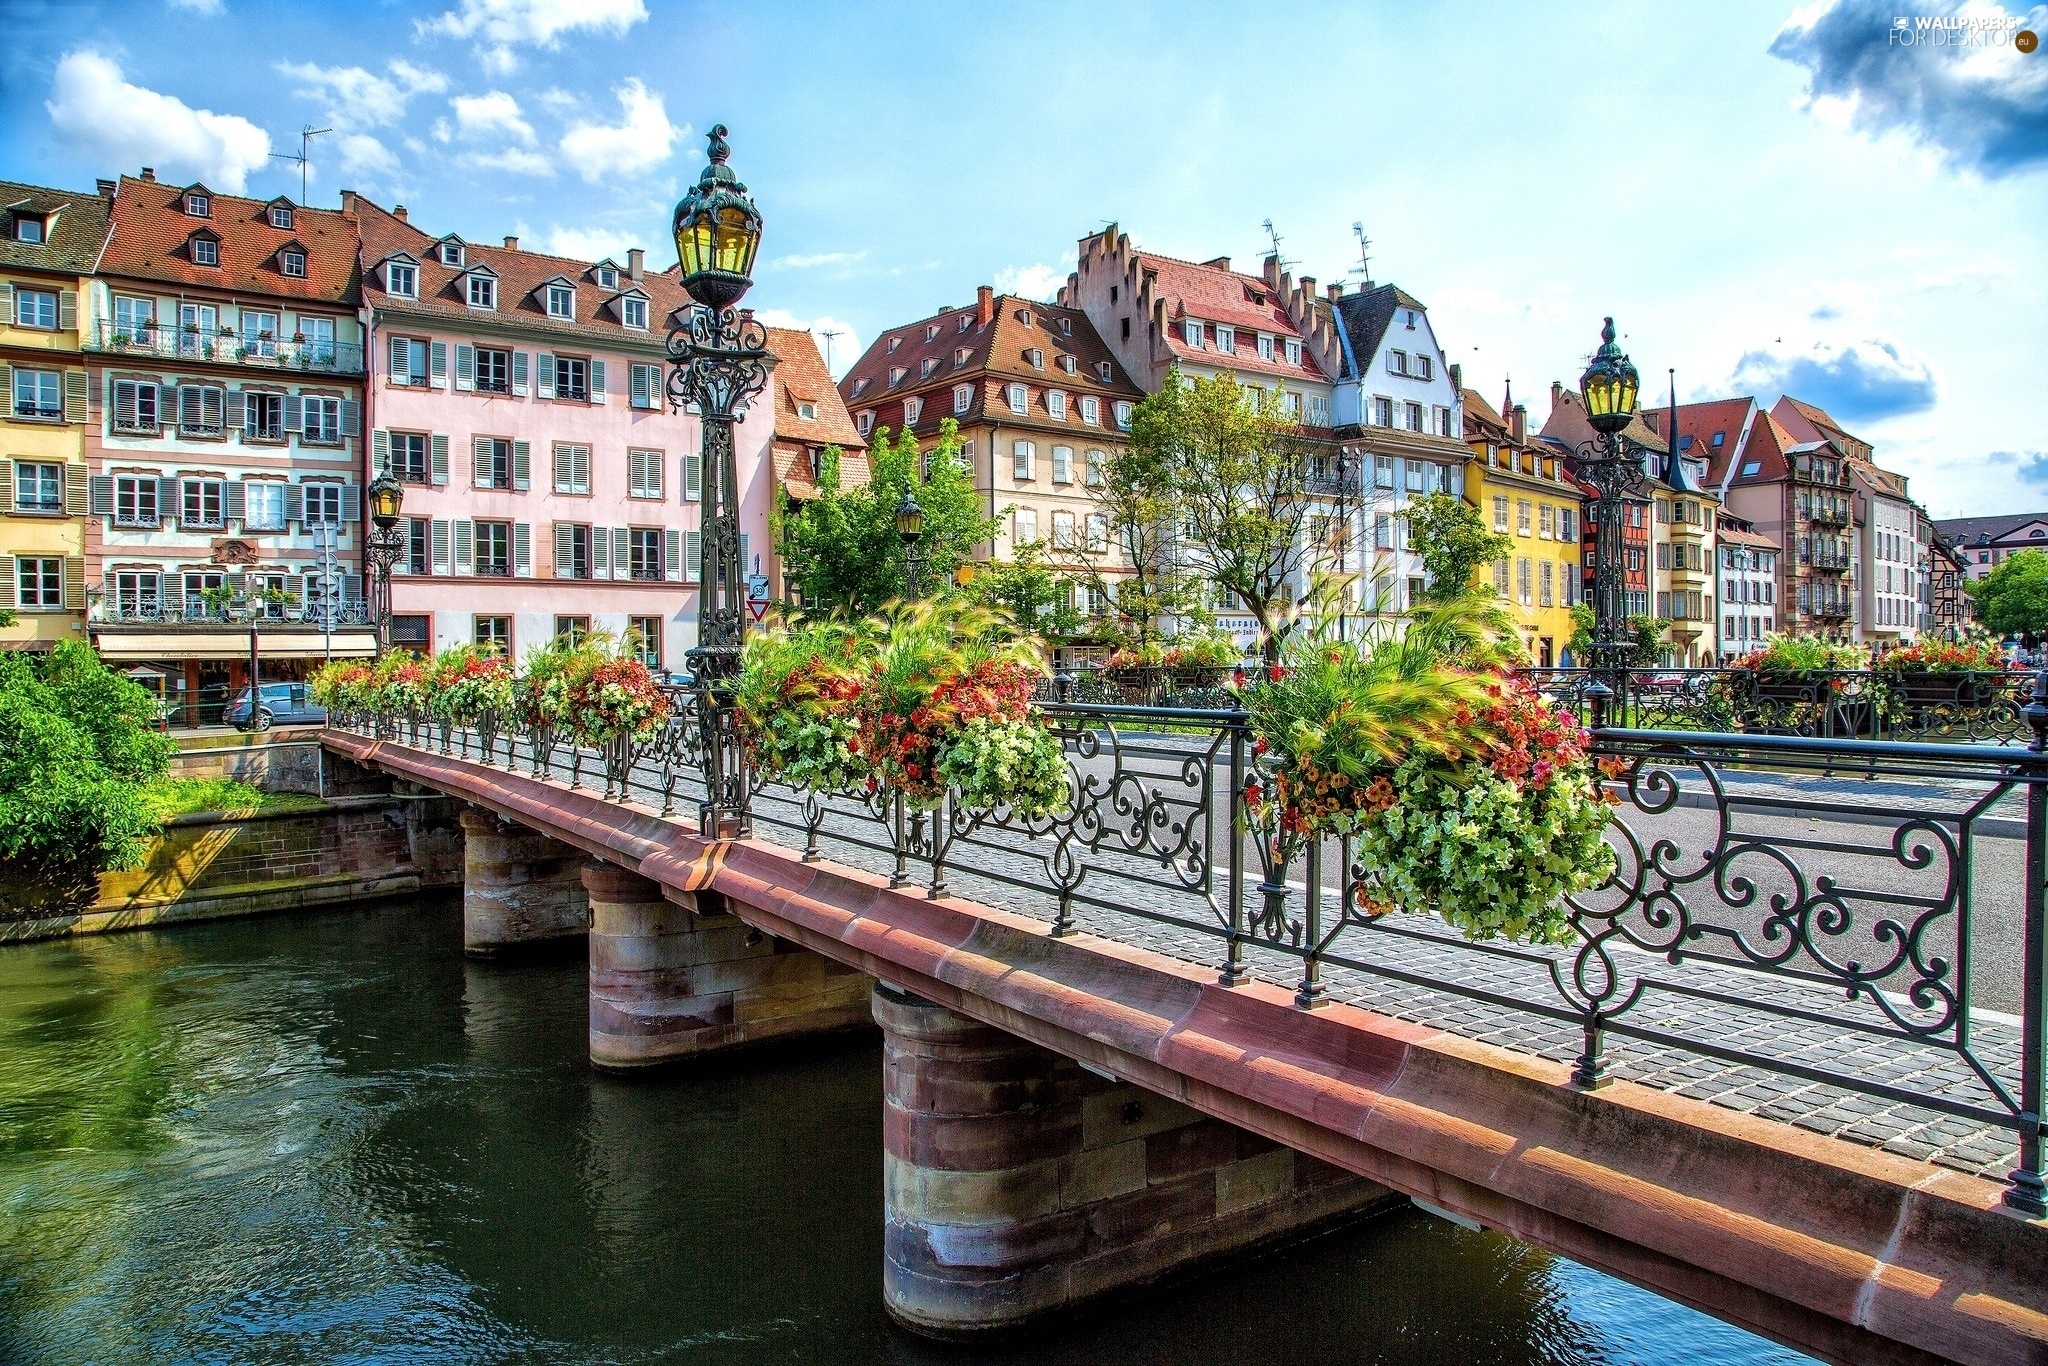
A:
1268 665 1286 682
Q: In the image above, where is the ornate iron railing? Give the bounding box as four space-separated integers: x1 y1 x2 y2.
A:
85 320 366 375
334 678 2048 1214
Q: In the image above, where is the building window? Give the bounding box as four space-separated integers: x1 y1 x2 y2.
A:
405 517 430 574
181 478 226 529
953 384 972 415
552 443 592 495
1257 333 1275 361
1540 561 1554 607
1285 339 1301 367
1086 512 1109 553
190 236 218 267
13 461 61 512
1026 348 1044 369
244 481 287 531
1012 440 1035 480
1404 402 1424 432
629 528 663 580
594 264 618 289
16 556 61 609
628 448 663 500
244 391 284 441
475 347 510 393
280 250 306 278
554 356 589 401
13 288 57 329
1433 406 1451 437
475 520 511 576
1518 558 1532 606
1415 355 1433 381
1215 325 1235 354
175 384 225 435
1372 396 1393 427
558 524 592 579
1006 383 1028 414
12 368 61 419
1084 449 1105 487
1046 391 1066 419
440 241 464 267
1183 320 1202 349
187 192 210 217
468 275 496 309
387 262 417 297
1492 496 1509 532
1051 510 1077 550
473 615 510 653
112 571 158 617
389 337 428 386
546 284 575 318
1388 350 1408 376
621 296 648 329
1014 508 1038 544
1080 396 1100 426
630 616 662 669
857 411 874 436
1539 505 1555 540
475 437 512 489
303 483 344 525
304 396 343 445
390 433 428 484
15 215 45 244
1517 500 1532 536
555 616 590 645
1113 401 1132 429
1051 446 1072 483
904 397 923 425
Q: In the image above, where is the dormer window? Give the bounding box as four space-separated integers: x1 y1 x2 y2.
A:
925 323 939 342
1257 333 1275 361
888 367 905 387
1215 326 1235 354
887 335 900 353
186 192 210 217
269 204 294 229
1016 309 1033 327
439 241 464 267
1058 318 1072 336
386 261 417 298
1096 361 1112 382
857 410 874 436
280 249 307 278
954 347 970 368
620 295 648 329
957 314 971 333
851 378 870 398
189 234 218 267
905 397 923 425
797 400 816 420
469 274 497 309
594 264 618 289
1026 348 1043 369
921 358 938 378
546 283 574 319
1061 355 1077 374
1183 319 1202 349
13 215 45 244
1285 338 1301 367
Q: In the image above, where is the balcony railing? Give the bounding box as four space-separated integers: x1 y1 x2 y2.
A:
1809 505 1851 527
95 595 371 627
1810 548 1851 571
86 321 365 376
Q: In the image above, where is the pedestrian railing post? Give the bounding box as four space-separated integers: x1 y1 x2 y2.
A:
1220 713 1249 987
2006 670 2048 1216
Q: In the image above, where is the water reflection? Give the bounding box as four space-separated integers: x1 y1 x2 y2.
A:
0 897 1809 1365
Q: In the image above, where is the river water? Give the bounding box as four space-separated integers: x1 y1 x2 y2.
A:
0 897 1811 1365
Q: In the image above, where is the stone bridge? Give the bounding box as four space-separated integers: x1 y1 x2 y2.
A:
323 725 2048 1366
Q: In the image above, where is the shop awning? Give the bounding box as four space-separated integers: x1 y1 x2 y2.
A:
91 628 378 661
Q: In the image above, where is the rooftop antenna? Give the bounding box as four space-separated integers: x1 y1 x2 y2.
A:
269 124 331 206
819 327 843 373
1351 221 1373 287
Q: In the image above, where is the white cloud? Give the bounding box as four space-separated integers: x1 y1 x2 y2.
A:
993 263 1064 302
336 133 399 178
537 87 579 111
466 147 554 176
418 0 648 71
274 59 447 130
46 49 270 192
533 223 639 262
774 250 867 270
559 79 679 183
168 0 223 13
753 309 863 379
451 90 535 144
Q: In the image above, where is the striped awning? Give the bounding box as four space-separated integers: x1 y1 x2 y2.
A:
91 628 377 660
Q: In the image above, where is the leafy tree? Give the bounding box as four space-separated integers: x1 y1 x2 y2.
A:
965 540 1086 643
1407 493 1514 603
1063 432 1208 648
778 419 1000 614
0 642 173 871
1126 368 1320 662
1566 602 1669 668
1968 548 2048 638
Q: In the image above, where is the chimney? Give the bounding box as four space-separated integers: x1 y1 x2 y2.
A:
1262 254 1281 288
1551 379 1564 410
1298 275 1315 300
503 235 518 250
1510 404 1528 445
96 178 115 199
339 190 357 214
1201 256 1231 271
976 285 994 326
1326 283 1342 302
1448 362 1461 393
393 204 408 223
139 167 156 182
627 247 644 280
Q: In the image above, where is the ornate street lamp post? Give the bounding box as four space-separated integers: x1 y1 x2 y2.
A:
1334 452 1351 644
1571 318 1646 699
362 455 406 655
668 124 769 838
896 491 925 599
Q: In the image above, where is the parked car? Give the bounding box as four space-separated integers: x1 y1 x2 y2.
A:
224 682 326 730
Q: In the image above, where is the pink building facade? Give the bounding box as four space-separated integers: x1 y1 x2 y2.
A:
348 196 774 671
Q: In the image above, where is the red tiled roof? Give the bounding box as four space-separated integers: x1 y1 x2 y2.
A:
102 175 358 304
351 194 691 347
1718 525 1781 550
1662 398 1758 485
765 325 863 450
1135 252 1329 383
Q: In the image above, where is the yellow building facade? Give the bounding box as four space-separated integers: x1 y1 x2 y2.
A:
0 180 107 650
1462 390 1582 667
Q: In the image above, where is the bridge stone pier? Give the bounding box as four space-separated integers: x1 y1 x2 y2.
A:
585 862 871 1070
457 809 589 954
875 984 1395 1335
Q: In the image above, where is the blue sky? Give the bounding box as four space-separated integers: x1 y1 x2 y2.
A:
2 0 2042 517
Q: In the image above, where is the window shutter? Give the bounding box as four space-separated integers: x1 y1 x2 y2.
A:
473 436 492 487
59 290 78 332
113 381 137 430
0 558 13 610
178 385 200 430
553 523 574 578
429 341 448 388
684 452 702 500
536 353 555 399
340 485 361 522
513 522 532 578
339 400 360 437
455 343 475 391
64 463 86 516
684 529 701 582
740 533 751 580
388 335 409 379
63 557 84 611
228 387 248 433
0 285 10 326
201 386 223 431
430 434 450 486
512 440 530 491
573 446 590 493
283 393 303 433
612 527 630 581
593 525 611 579
552 444 570 491
158 383 178 419
64 369 88 423
156 476 179 525
225 480 246 520
0 464 10 511
453 519 474 574
89 475 113 516
284 483 305 525
665 528 682 582
372 429 389 467
432 519 451 575
630 363 651 409
511 350 529 396
589 359 606 404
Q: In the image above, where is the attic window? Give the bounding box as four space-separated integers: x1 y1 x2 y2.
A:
1741 461 1761 476
1284 338 1300 367
851 378 869 397
1061 355 1077 374
621 296 648 329
1096 360 1111 381
594 264 617 289
1711 431 1726 446
387 261 417 297
953 347 970 368
1404 310 1417 330
1015 309 1032 326
280 249 307 278
190 235 218 267
797 401 816 420
186 192 210 217
887 335 900 353
439 241 463 267
925 323 939 342
957 314 971 333
1026 348 1043 369
888 367 905 387
921 358 938 378
270 204 293 229
13 215 45 244
546 283 574 319
1058 317 1072 336
469 274 496 309
1243 286 1265 305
